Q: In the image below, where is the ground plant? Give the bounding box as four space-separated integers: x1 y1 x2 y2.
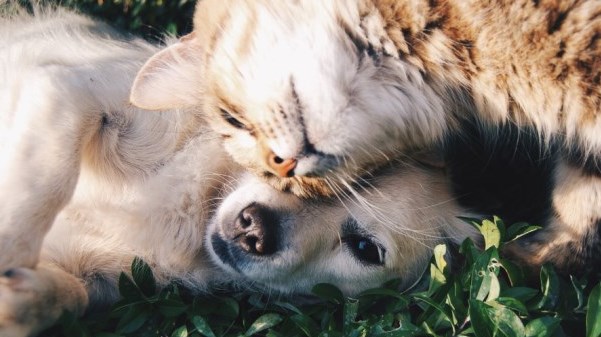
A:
42 217 599 336
39 0 195 39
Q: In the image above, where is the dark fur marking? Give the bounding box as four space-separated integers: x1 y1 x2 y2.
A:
445 117 555 227
548 11 568 34
100 114 110 128
400 28 414 55
338 16 370 60
424 18 445 32
289 78 312 156
556 40 566 58
366 43 383 65
542 218 601 277
564 148 601 176
585 219 601 274
587 32 601 51
556 66 569 81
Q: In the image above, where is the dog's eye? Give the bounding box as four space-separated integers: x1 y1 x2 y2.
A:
343 234 385 266
220 108 246 129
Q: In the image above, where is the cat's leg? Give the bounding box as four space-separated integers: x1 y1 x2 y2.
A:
0 263 88 337
506 160 601 275
0 65 99 271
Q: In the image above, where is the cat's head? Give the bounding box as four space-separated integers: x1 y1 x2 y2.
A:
130 0 448 197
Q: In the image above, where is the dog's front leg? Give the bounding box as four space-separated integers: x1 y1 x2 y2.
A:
0 66 98 271
0 263 88 337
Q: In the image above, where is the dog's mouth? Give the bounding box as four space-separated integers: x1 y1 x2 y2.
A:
210 233 243 273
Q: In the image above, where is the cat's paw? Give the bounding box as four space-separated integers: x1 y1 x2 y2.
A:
0 266 87 337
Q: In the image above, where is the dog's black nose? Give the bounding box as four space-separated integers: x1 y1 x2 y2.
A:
227 203 279 255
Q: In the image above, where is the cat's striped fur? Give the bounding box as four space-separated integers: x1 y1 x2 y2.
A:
131 0 601 275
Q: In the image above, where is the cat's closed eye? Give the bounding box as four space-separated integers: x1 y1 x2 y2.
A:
220 108 246 129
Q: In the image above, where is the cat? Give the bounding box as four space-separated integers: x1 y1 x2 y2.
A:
0 6 481 336
130 0 601 277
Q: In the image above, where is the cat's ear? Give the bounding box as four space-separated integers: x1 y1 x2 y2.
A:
130 33 204 110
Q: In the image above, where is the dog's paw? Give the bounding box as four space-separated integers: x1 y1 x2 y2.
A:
0 268 54 337
0 266 87 337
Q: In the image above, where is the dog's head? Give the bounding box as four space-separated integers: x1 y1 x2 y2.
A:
206 162 478 296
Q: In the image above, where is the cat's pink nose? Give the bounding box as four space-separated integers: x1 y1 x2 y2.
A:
268 153 297 177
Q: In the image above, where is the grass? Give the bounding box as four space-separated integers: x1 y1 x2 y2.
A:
42 217 600 337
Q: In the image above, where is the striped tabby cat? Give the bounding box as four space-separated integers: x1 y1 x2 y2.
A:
130 0 601 274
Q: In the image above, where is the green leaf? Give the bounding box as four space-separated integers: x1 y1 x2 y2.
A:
343 299 359 336
369 324 422 337
446 280 468 324
190 316 216 337
158 299 188 317
54 310 89 337
470 249 501 301
587 283 601 337
428 262 447 295
571 275 588 311
118 272 143 301
480 218 501 249
433 244 448 273
166 22 178 35
495 297 528 315
413 294 455 333
535 264 560 311
200 297 239 318
505 222 541 242
498 258 525 286
469 300 493 337
524 317 561 337
358 288 407 301
459 238 481 267
469 300 525 337
500 287 538 303
273 301 304 315
312 283 344 304
245 313 283 336
171 325 188 337
290 314 320 337
485 272 500 302
131 257 156 297
115 305 152 334
487 304 525 337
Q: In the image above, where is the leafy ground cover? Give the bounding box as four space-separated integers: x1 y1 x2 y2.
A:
43 218 600 337
30 0 195 39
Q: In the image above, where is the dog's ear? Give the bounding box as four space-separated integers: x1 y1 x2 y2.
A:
130 33 203 110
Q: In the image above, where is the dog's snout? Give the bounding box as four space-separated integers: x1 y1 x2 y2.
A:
228 203 279 255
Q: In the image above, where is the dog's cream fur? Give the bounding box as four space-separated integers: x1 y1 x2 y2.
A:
0 7 479 336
